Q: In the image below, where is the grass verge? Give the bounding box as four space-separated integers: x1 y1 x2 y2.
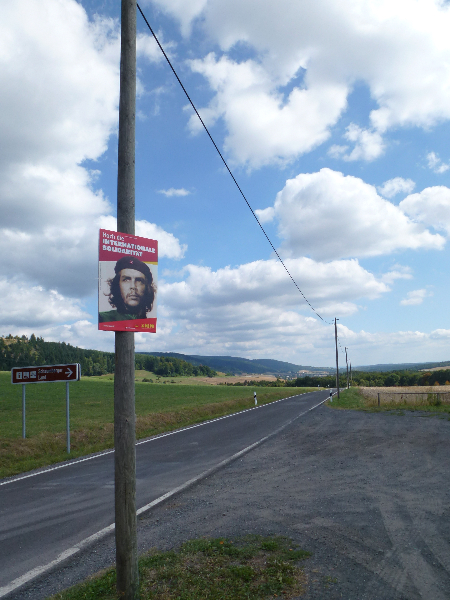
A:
50 535 311 600
328 387 450 415
0 372 313 478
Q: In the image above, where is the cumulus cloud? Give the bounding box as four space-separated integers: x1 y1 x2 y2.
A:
334 326 450 366
0 1 120 300
0 279 90 328
400 289 433 306
427 151 450 174
98 216 187 260
136 31 175 63
328 125 385 162
157 188 192 197
188 53 347 168
161 257 389 316
151 0 450 167
400 186 450 235
255 169 444 261
116 255 394 361
0 0 186 319
378 177 416 198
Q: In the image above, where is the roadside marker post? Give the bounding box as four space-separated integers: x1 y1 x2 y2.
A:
11 363 81 452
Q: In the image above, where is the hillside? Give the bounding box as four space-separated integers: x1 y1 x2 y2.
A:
352 360 450 372
141 352 333 376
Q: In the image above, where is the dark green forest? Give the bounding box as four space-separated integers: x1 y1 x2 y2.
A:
0 335 216 378
2 335 448 386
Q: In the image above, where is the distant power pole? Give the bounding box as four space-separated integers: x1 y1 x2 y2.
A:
334 318 340 399
115 1 138 599
350 362 352 385
345 347 349 389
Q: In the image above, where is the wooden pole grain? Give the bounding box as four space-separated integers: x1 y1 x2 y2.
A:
115 1 138 598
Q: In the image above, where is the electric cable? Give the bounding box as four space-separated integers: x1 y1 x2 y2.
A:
137 4 332 324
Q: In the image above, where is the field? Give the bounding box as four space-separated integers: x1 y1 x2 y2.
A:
329 386 450 412
0 371 313 478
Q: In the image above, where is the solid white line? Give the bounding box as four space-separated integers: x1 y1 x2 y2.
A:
0 393 327 598
0 391 312 487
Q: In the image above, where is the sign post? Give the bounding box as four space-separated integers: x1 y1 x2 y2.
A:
11 364 80 451
66 382 70 454
22 384 26 439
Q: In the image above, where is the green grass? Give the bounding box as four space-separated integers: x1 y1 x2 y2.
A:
328 387 450 414
0 372 313 478
50 535 311 600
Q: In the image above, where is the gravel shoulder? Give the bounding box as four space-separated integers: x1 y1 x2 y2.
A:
11 404 450 599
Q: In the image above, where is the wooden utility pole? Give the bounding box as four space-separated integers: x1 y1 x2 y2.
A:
345 347 349 389
334 318 340 399
115 1 138 598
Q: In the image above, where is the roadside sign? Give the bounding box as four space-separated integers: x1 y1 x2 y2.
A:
11 363 81 453
11 363 80 385
98 228 158 332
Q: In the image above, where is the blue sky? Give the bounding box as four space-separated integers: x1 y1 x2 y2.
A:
2 0 450 367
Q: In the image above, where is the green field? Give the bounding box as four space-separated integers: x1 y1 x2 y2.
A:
0 372 312 478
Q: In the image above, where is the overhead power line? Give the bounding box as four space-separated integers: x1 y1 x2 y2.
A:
137 4 331 324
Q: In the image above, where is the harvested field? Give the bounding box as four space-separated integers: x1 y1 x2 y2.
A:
193 374 280 385
359 385 450 405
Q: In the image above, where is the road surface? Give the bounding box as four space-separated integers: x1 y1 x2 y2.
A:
0 389 327 597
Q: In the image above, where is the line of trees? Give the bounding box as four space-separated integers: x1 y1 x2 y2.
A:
135 354 216 377
285 370 450 388
0 335 216 378
226 370 450 388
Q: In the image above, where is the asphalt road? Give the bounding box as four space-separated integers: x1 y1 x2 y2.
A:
5 393 449 600
0 389 328 597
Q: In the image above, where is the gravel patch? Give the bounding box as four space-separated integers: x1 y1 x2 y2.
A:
9 405 450 599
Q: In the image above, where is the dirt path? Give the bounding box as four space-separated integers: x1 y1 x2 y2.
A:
12 404 450 599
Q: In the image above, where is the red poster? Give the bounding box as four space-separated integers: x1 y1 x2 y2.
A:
98 229 158 332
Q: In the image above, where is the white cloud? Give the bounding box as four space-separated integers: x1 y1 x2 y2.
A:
0 1 120 299
427 151 450 174
335 326 450 366
257 168 444 261
161 257 389 316
99 216 187 260
0 1 186 308
0 279 90 328
400 186 450 235
136 32 175 63
400 288 433 306
157 188 192 197
378 177 416 198
328 124 385 162
143 0 208 37
121 255 393 360
380 264 413 285
151 0 450 167
188 53 347 168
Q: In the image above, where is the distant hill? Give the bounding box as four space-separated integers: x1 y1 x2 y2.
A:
352 360 450 373
140 352 334 375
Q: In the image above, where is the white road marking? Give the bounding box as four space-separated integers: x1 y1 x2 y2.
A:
0 394 327 598
0 391 315 487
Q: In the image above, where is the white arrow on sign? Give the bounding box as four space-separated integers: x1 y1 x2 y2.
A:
65 367 73 378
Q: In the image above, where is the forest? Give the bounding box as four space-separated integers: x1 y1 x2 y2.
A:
0 335 216 378
228 369 450 388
